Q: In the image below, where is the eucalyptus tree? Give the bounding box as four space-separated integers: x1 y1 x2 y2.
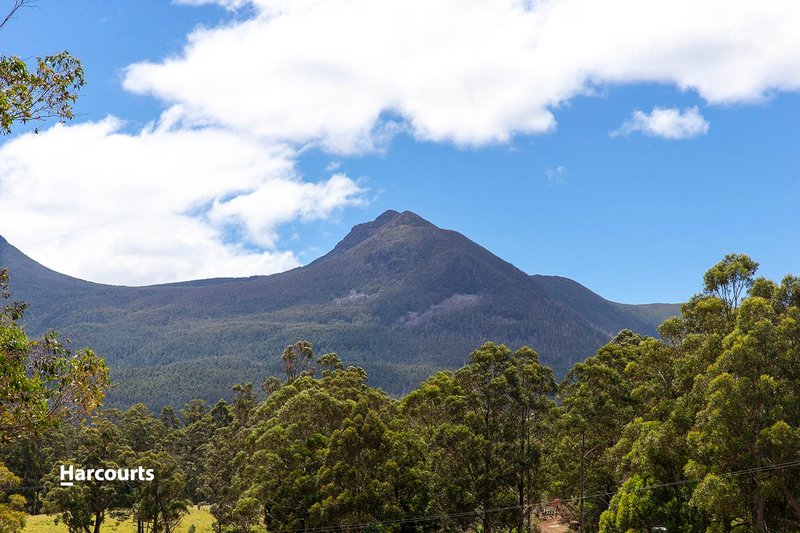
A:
600 255 800 532
549 332 641 532
404 342 555 533
1 1 85 134
0 463 26 533
42 418 135 533
133 451 189 533
0 269 110 443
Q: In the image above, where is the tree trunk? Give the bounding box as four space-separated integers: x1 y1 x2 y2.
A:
518 478 525 533
483 400 492 533
579 429 585 533
755 493 766 532
93 512 103 533
518 409 526 533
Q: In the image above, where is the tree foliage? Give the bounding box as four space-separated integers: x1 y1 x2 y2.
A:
0 269 110 443
42 418 134 533
589 255 800 533
1 1 85 134
1 255 799 532
0 462 26 533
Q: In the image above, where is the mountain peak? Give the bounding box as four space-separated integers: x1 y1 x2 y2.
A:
373 209 401 224
2 210 678 408
372 210 433 229
326 210 434 257
386 210 434 228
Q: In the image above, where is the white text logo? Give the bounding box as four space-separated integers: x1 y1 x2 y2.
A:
59 464 155 487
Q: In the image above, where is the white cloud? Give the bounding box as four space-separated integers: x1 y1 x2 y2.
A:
209 173 365 248
4 0 800 284
125 0 800 152
546 165 567 185
0 118 364 285
612 106 710 139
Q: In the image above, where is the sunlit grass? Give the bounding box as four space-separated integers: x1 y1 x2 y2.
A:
24 506 215 532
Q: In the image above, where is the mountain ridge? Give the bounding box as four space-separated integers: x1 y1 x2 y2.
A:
0 210 679 409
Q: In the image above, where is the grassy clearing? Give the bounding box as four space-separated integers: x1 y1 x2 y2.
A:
24 506 215 532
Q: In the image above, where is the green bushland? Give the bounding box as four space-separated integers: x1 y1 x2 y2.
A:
2 254 799 532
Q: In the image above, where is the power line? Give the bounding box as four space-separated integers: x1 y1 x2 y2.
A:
3 459 800 530
285 459 800 532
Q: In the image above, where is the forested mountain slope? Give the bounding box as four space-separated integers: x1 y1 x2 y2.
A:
0 211 678 408
531 275 678 336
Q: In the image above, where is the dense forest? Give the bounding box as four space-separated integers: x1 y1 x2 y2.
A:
2 253 800 532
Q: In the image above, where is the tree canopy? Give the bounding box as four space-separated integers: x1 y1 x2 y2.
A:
2 254 800 532
0 269 110 442
1 0 85 134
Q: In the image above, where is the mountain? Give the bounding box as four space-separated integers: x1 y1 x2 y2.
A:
0 211 679 409
531 275 678 336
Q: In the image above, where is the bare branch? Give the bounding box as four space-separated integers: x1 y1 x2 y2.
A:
0 0 32 31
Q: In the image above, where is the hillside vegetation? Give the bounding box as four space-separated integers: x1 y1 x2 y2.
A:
2 254 799 532
0 211 677 409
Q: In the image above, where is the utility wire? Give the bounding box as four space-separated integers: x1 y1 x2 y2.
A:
3 459 800 531
285 459 800 532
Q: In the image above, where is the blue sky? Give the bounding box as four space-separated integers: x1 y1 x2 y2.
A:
1 0 799 303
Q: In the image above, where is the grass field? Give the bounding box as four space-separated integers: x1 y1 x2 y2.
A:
23 506 215 532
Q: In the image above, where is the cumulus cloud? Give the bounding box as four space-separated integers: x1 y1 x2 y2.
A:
612 106 710 139
128 0 800 152
0 118 364 285
4 0 800 284
209 173 365 248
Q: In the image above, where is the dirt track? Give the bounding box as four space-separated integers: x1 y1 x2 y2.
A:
539 517 569 532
